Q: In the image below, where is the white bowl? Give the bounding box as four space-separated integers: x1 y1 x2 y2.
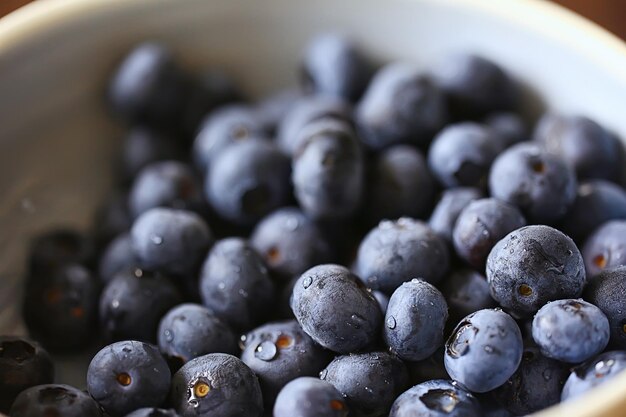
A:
1 0 625 415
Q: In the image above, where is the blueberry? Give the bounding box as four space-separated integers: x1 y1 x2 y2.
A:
428 187 484 243
356 218 449 294
87 340 170 416
534 114 624 182
452 198 526 269
486 225 585 318
158 303 237 365
440 269 497 324
23 264 100 351
490 347 569 415
532 299 610 363
108 43 190 129
100 268 182 343
99 232 138 283
582 221 626 277
28 229 95 275
121 127 183 181
436 54 519 119
240 320 333 408
372 290 389 314
584 266 626 349
94 191 133 244
192 105 266 173
484 112 528 150
206 138 291 225
489 143 577 223
124 408 180 417
129 161 205 218
559 180 626 243
273 377 348 417
292 119 364 219
365 144 435 224
389 379 482 417
250 207 332 280
0 337 54 413
170 353 263 417
254 88 304 135
445 309 523 393
290 264 382 353
199 238 274 331
356 62 447 150
428 122 501 188
561 350 626 400
321 352 409 417
277 95 352 156
384 279 448 361
404 348 450 385
10 384 102 417
301 33 373 102
131 207 212 276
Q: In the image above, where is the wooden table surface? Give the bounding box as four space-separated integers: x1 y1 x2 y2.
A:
1 0 625 40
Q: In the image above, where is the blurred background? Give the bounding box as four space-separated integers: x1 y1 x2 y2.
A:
0 0 625 41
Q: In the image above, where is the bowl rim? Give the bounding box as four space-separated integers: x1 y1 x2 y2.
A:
1 0 626 416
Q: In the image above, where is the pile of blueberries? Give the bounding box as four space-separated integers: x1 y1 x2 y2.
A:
2 34 626 417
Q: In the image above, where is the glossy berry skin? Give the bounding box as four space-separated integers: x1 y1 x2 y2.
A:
356 62 447 150
428 187 483 243
28 229 95 275
584 266 626 349
356 218 449 294
445 309 523 393
0 337 54 413
560 180 626 243
491 347 569 415
489 143 577 223
108 43 189 129
428 122 500 189
561 351 626 400
192 105 266 173
100 269 182 343
277 95 352 156
10 384 102 417
441 269 497 324
582 220 626 277
125 408 180 417
121 127 183 181
290 264 382 353
199 238 274 331
99 232 138 283
321 352 409 417
250 207 332 280
389 379 482 417
452 198 526 269
292 119 364 220
274 377 348 417
485 112 528 150
129 161 205 218
158 303 237 364
384 279 448 361
240 320 333 408
87 340 171 416
131 207 213 276
534 114 624 182
206 138 291 225
301 33 372 102
170 353 263 417
436 54 519 119
532 299 610 363
365 144 435 224
486 225 586 318
23 264 100 351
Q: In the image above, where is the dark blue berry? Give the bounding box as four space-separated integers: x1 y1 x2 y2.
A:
254 88 303 135
10 384 102 417
561 350 626 400
441 269 497 324
584 266 626 349
428 187 484 243
390 379 482 417
98 232 138 283
485 112 528 150
124 408 180 417
582 220 626 277
28 229 95 275
273 377 348 417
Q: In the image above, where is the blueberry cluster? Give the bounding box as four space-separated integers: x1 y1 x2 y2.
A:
3 34 626 417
